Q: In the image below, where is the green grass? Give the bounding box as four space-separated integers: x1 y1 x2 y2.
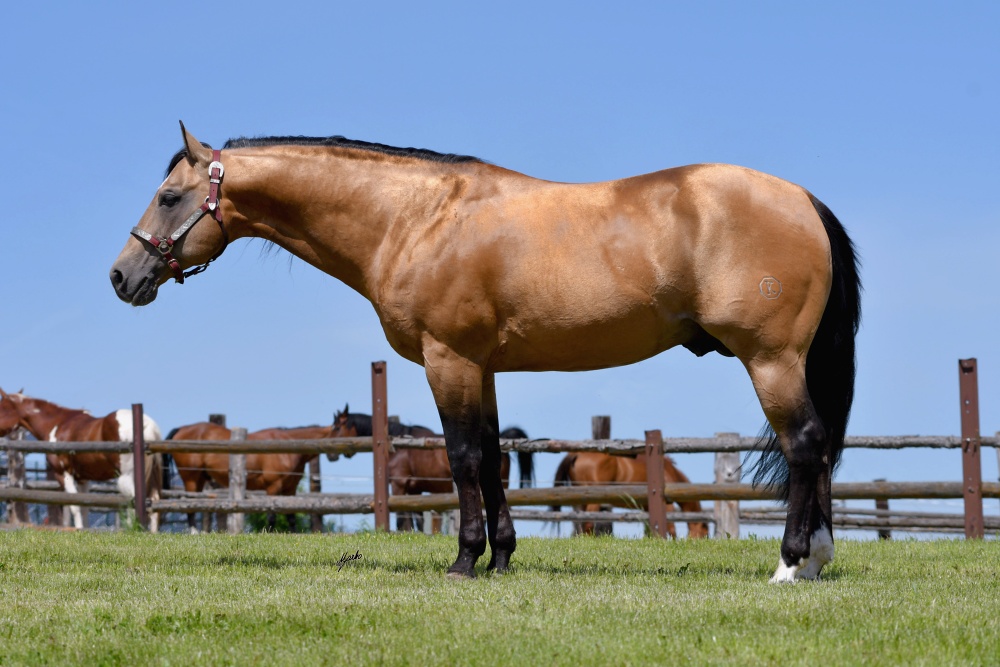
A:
0 531 998 666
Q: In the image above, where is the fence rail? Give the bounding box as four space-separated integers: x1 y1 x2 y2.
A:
3 358 997 539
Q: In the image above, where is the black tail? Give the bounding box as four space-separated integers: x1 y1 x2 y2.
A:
517 452 534 489
747 194 861 500
550 454 577 511
499 426 533 489
162 428 180 490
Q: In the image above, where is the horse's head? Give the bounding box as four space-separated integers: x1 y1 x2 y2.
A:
327 404 357 461
330 403 356 438
110 122 230 306
0 388 27 436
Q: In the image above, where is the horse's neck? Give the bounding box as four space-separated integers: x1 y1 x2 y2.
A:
19 399 86 441
223 147 471 298
347 414 374 437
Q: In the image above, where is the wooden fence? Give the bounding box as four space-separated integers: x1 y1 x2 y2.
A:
3 358 998 538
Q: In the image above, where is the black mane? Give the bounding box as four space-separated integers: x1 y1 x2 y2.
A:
166 135 481 178
223 135 483 164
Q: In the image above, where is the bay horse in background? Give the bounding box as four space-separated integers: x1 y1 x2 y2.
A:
0 389 163 531
167 421 334 532
552 452 710 538
112 124 859 581
328 406 528 532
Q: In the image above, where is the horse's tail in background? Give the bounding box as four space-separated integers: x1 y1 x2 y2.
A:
499 426 533 489
747 193 861 500
550 453 577 511
517 452 534 488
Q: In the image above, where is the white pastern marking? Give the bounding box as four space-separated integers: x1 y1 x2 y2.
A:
798 528 835 580
64 475 84 528
769 558 801 584
770 528 835 583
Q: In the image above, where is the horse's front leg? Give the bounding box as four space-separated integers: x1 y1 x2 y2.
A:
481 372 516 573
63 474 85 529
423 339 486 578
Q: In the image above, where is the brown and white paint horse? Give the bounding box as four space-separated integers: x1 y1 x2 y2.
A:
112 124 859 581
167 421 331 532
552 452 710 538
0 389 163 530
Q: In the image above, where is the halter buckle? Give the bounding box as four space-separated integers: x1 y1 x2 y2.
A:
208 160 225 181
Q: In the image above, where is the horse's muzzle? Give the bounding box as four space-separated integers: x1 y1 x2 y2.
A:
110 267 159 306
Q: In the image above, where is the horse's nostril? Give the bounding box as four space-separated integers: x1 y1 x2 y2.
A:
110 269 125 289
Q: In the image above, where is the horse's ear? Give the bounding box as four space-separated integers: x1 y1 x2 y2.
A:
179 120 212 167
0 387 8 399
344 403 350 415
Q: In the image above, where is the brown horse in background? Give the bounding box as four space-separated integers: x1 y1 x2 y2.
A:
552 452 710 538
112 125 860 581
0 389 163 531
328 406 518 532
168 422 334 532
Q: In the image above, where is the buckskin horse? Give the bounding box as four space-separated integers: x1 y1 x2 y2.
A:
328 405 526 532
167 421 333 532
111 124 860 581
551 452 710 538
0 389 163 530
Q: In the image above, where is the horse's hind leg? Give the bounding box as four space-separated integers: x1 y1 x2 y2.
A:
747 355 833 582
480 373 516 572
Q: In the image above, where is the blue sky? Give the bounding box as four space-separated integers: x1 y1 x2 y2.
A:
2 3 998 533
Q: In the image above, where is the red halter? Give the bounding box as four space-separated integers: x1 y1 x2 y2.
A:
130 149 229 284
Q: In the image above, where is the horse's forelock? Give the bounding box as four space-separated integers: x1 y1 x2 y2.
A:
164 141 213 179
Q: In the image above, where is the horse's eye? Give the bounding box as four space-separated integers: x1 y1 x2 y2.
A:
159 192 181 208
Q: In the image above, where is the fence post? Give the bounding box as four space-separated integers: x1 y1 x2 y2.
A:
873 477 891 540
228 427 247 534
958 359 984 539
714 433 741 539
7 430 29 525
207 413 226 532
645 430 668 538
589 416 613 534
592 415 611 440
308 456 323 532
372 361 390 532
131 404 148 530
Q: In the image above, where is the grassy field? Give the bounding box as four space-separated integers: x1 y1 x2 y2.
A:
0 530 998 666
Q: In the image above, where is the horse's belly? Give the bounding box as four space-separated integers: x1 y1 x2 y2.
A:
495 310 691 372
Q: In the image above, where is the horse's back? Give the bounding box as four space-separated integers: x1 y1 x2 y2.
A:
389 162 832 372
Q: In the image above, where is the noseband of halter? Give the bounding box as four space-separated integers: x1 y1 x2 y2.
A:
130 149 229 284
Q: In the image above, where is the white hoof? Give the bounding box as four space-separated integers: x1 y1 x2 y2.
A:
770 527 834 583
